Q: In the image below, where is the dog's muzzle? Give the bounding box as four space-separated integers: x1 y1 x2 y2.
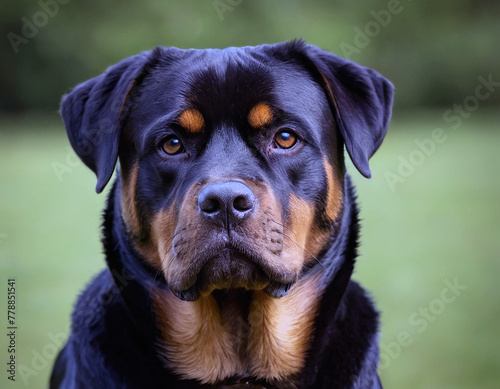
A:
168 180 295 301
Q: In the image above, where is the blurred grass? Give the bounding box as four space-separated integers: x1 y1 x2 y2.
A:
4 0 500 111
1 111 499 388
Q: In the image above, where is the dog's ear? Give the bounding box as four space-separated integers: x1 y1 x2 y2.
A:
299 43 394 178
60 51 153 193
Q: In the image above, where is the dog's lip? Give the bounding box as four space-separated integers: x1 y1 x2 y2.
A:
168 245 296 301
263 281 294 298
171 281 295 302
170 285 200 302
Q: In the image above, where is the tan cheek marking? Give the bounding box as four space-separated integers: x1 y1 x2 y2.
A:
152 290 243 384
129 205 177 272
288 194 315 252
247 271 323 379
178 108 204 133
287 194 332 267
248 103 273 128
281 194 316 271
324 157 343 222
148 206 178 270
121 163 141 239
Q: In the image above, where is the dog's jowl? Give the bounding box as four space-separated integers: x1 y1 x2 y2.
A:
50 40 393 389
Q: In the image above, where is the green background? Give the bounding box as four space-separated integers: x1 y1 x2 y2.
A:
1 1 499 388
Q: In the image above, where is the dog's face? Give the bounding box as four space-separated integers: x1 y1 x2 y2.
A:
61 41 393 302
120 52 343 300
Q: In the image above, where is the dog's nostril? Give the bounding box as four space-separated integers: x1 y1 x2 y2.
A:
233 195 254 212
200 197 221 214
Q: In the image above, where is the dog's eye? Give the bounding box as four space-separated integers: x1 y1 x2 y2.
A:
161 136 184 155
274 129 298 150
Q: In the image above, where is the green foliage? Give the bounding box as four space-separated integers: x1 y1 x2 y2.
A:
1 0 499 111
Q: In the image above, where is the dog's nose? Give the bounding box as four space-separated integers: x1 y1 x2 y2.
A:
198 181 256 226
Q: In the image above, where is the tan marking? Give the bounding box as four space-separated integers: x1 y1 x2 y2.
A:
153 270 324 384
152 290 244 384
283 195 316 269
286 194 331 267
148 207 178 270
120 163 173 269
178 108 204 133
130 206 177 271
121 163 141 239
248 103 273 128
323 157 343 221
247 271 323 379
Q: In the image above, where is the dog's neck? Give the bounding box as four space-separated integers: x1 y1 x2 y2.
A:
151 267 324 386
102 176 358 387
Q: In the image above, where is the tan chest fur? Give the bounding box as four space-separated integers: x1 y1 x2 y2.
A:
152 272 323 385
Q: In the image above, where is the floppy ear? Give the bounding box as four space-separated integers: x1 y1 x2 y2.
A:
301 44 394 178
60 51 153 193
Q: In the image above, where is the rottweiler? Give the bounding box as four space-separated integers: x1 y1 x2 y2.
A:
50 40 393 389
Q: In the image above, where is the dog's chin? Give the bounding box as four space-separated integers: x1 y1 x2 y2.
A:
169 251 295 302
170 280 294 302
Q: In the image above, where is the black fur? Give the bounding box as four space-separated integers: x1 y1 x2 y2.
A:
51 40 393 388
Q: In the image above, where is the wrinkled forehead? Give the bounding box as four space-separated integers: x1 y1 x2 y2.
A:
132 47 329 130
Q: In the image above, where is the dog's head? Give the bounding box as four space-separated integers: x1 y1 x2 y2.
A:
61 40 393 301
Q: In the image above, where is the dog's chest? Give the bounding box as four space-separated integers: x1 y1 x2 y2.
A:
152 273 322 386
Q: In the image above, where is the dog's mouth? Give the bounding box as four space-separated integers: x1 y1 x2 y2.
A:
168 248 295 301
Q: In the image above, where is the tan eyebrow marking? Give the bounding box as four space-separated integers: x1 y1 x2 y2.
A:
248 103 273 128
178 109 205 133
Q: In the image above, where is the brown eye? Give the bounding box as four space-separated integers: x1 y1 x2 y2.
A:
274 129 298 149
161 136 184 155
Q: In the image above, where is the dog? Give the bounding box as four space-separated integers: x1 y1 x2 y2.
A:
50 40 393 389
